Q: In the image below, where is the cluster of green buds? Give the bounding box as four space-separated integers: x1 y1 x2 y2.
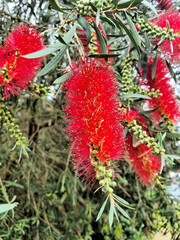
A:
161 113 175 132
127 119 165 155
90 146 116 194
76 0 112 17
89 33 99 54
138 87 162 98
30 83 51 96
120 57 161 99
0 103 26 147
137 18 177 41
120 57 136 95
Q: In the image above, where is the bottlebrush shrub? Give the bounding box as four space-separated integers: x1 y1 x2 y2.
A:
151 9 180 63
139 57 180 125
64 59 124 187
125 135 161 185
0 24 45 99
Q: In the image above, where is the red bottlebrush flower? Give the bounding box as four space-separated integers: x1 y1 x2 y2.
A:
126 135 161 185
0 24 45 99
151 10 180 63
64 59 124 185
139 57 180 124
155 0 173 10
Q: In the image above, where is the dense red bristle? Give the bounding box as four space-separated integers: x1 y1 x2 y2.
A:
126 135 161 185
64 59 124 185
151 10 180 63
0 24 45 99
139 57 180 124
155 0 173 10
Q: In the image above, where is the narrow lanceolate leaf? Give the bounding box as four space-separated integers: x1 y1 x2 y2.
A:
165 60 176 82
142 0 158 16
166 154 180 160
93 20 107 54
166 20 170 31
109 203 115 227
63 25 77 43
164 157 175 165
37 47 67 77
96 197 108 221
23 47 58 59
152 53 157 79
113 194 129 206
0 203 18 214
125 13 141 46
49 0 64 12
112 18 140 56
77 16 91 44
115 204 130 219
121 93 151 100
53 73 71 84
160 155 165 173
23 26 76 59
114 194 134 209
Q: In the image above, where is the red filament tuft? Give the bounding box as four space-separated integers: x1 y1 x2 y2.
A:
64 59 124 185
139 57 180 124
0 24 45 99
126 135 161 185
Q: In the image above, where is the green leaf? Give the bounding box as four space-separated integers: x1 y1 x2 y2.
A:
23 26 76 59
53 73 70 84
166 20 170 31
93 20 107 54
23 47 59 59
164 156 175 165
125 13 141 46
114 194 134 209
112 18 140 56
142 0 158 16
37 47 67 77
118 0 142 8
152 53 157 79
140 106 159 114
96 197 108 221
63 25 77 43
101 15 116 27
56 35 70 46
0 203 18 214
5 181 24 189
96 8 100 27
115 204 130 219
109 203 114 227
160 155 165 173
77 16 91 45
113 194 129 206
113 0 118 8
49 0 64 12
121 93 151 99
166 154 180 160
165 60 177 82
166 132 180 139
